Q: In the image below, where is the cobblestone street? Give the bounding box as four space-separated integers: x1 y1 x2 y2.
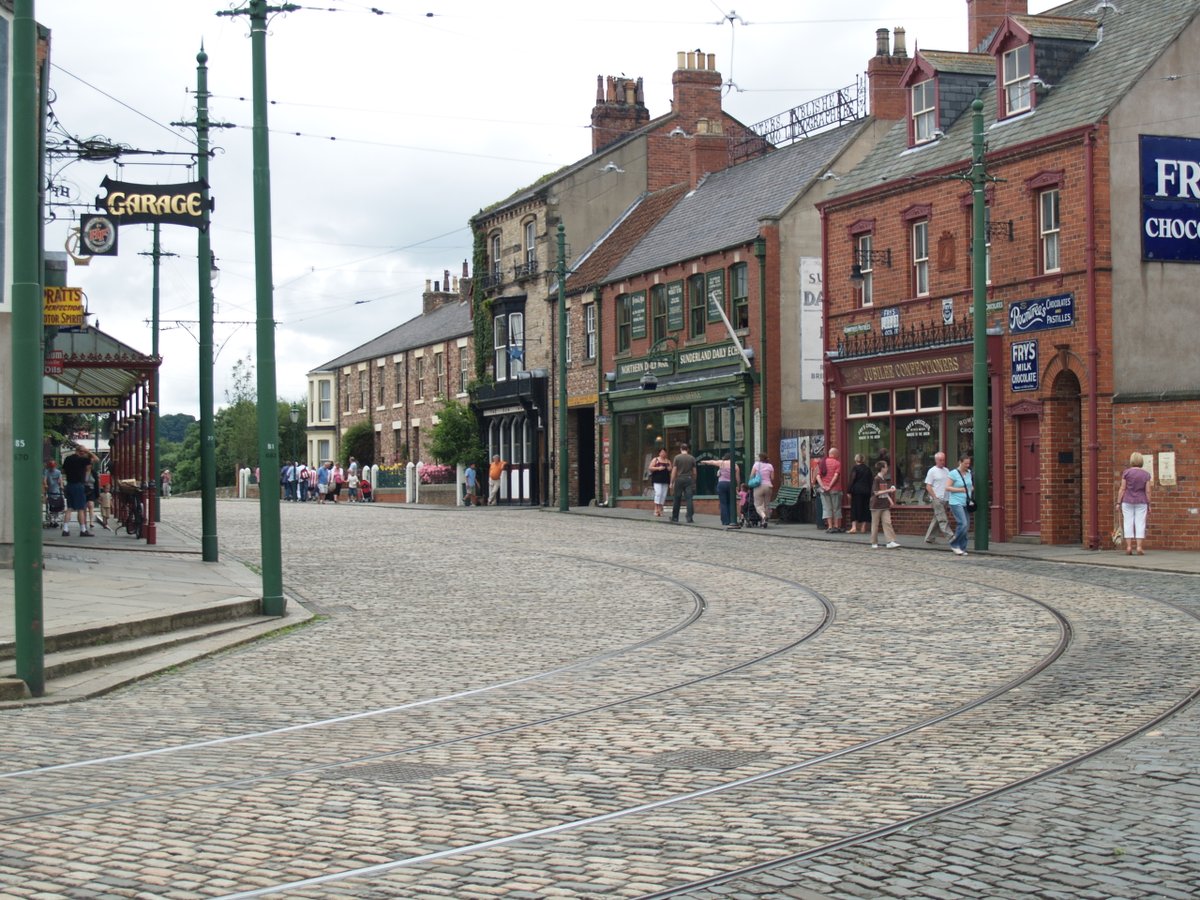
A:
1 499 1197 898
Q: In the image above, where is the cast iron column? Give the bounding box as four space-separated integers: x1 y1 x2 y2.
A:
556 224 568 511
11 0 43 695
970 99 990 549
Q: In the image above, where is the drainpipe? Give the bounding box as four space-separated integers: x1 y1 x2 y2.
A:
1084 128 1100 550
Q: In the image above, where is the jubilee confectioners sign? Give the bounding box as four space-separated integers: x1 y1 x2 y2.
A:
1141 134 1200 263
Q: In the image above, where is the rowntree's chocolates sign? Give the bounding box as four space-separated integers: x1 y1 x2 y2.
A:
96 176 212 228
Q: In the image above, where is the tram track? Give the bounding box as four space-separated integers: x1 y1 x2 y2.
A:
0 555 833 823
6 510 1196 899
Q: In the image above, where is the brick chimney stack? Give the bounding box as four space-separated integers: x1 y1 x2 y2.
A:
866 27 909 122
672 50 723 129
423 268 462 315
688 117 730 188
591 74 650 153
967 0 1027 51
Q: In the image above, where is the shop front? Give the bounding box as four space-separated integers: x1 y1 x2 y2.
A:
828 336 1004 539
474 370 548 505
605 342 755 512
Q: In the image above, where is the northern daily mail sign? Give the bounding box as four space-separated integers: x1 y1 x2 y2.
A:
1141 134 1200 263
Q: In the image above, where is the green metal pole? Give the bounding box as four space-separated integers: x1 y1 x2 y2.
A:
728 397 737 525
248 0 285 614
149 224 163 525
12 0 44 696
556 224 568 512
970 99 990 549
196 48 219 562
754 237 768 462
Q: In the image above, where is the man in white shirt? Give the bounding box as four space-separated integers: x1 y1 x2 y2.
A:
924 451 955 543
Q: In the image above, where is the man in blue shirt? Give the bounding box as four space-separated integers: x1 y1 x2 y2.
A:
464 462 477 506
316 460 331 505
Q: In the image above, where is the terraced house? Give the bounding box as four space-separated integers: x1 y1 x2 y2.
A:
819 0 1200 547
468 51 762 506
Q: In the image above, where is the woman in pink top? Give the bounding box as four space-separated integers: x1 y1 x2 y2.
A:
1117 451 1152 555
749 453 775 529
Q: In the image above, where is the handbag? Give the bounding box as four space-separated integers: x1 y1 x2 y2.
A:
747 474 762 489
966 492 977 513
1111 506 1124 547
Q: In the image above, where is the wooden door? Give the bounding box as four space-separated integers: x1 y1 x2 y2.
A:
1017 416 1041 535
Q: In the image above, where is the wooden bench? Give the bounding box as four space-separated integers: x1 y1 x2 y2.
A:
769 485 806 522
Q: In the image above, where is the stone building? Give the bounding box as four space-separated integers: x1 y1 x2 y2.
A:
819 0 1200 547
305 268 473 467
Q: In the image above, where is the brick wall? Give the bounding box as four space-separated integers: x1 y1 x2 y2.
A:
1113 398 1200 550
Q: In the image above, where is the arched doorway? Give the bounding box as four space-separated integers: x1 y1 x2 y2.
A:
1044 370 1082 544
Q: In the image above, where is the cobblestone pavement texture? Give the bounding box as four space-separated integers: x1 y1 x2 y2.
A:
0 500 1197 899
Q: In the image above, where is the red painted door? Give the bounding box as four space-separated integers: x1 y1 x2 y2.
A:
1017 416 1041 535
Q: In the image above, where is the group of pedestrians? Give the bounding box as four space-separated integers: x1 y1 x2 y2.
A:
280 457 373 505
652 440 980 554
45 445 109 537
844 448 976 554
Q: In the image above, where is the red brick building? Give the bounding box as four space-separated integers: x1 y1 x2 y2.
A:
819 0 1200 547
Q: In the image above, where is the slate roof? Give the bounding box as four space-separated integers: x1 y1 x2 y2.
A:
605 120 870 283
1007 14 1098 44
828 0 1200 200
919 50 995 77
312 299 472 372
563 184 689 297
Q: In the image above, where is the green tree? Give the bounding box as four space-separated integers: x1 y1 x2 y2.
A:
158 413 196 444
171 421 201 493
214 400 258 485
428 399 486 467
340 419 375 467
278 399 308 464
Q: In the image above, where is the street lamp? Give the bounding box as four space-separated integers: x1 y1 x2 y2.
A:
289 403 300 463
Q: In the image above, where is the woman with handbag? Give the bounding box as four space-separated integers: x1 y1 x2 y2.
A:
869 460 900 548
749 453 775 529
648 448 672 518
1117 451 1152 556
945 454 974 557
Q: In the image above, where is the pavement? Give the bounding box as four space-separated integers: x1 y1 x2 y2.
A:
0 498 1196 898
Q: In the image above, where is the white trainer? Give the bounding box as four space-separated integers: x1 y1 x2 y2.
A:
886 541 901 549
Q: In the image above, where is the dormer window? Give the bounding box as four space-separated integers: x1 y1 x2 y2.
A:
912 79 936 144
1002 44 1032 115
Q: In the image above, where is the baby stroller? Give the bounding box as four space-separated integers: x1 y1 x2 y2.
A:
44 492 65 529
739 491 763 529
358 479 373 503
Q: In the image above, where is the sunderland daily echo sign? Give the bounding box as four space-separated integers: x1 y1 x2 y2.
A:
96 176 211 228
1141 134 1200 263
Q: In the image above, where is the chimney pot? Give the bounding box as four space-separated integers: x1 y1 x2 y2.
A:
677 51 686 69
893 27 907 57
875 27 890 56
462 259 469 278
425 279 432 292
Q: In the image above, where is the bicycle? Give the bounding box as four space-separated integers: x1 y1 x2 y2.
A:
115 479 145 539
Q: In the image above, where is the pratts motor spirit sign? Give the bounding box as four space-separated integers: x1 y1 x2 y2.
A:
96 177 211 228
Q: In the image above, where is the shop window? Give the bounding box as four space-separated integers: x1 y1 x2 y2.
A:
847 393 869 417
895 415 940 502
894 388 917 413
947 384 972 408
616 411 664 498
687 273 706 339
691 402 744 495
912 78 936 144
849 418 891 474
918 385 942 410
730 263 749 329
870 391 891 415
947 410 976 464
651 285 668 345
616 294 632 353
912 220 930 297
1040 189 1060 273
1003 44 1032 117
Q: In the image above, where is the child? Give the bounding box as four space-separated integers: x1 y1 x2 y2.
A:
347 471 360 503
98 486 112 530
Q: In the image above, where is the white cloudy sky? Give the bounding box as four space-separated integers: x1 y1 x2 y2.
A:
38 0 1054 418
